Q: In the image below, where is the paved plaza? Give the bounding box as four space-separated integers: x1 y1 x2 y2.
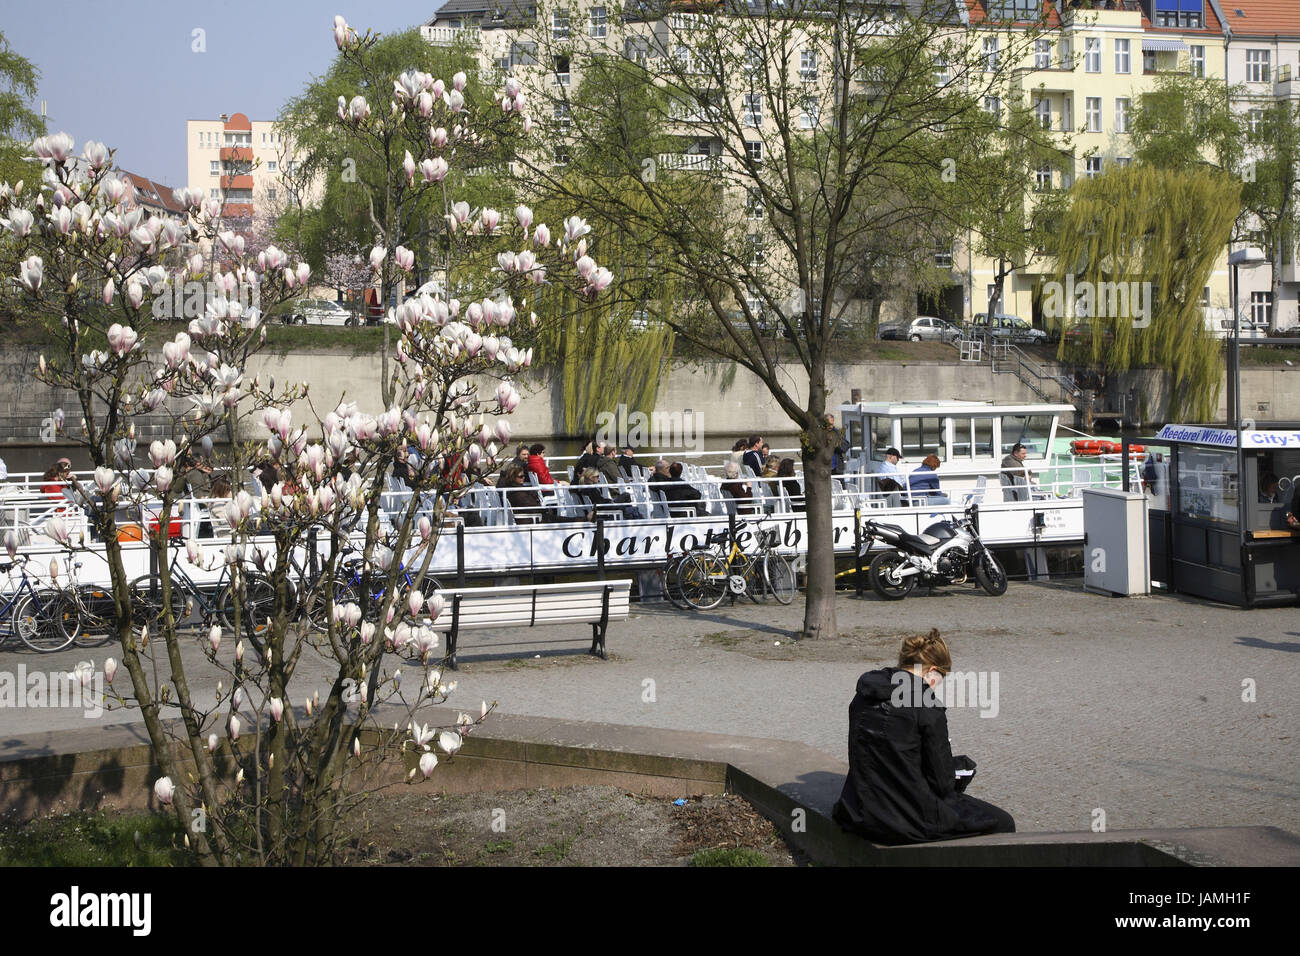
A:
3 580 1298 836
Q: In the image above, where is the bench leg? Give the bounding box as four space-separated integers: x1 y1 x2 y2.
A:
589 621 607 660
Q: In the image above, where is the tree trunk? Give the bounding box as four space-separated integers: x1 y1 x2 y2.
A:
800 422 838 641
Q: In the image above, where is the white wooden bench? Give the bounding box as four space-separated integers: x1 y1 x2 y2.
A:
429 579 632 668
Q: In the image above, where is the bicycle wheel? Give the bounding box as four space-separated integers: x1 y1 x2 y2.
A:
14 589 76 652
869 551 917 602
129 575 188 631
679 553 727 611
69 584 116 648
764 554 797 605
219 572 277 635
660 555 692 610
736 554 763 603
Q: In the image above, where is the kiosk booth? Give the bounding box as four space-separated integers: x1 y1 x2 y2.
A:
1140 424 1300 608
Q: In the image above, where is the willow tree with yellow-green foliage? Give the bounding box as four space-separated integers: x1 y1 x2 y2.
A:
1048 164 1239 422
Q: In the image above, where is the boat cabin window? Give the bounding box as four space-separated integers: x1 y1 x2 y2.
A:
900 416 946 462
868 416 892 460
951 417 996 459
1000 414 1052 457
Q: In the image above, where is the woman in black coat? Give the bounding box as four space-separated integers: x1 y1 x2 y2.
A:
832 630 1014 845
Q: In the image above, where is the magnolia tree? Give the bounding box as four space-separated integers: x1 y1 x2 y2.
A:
0 15 613 865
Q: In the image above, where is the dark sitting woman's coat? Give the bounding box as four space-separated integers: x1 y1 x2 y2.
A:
832 667 1013 845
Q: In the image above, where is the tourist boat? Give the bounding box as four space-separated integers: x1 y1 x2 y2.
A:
0 401 1136 590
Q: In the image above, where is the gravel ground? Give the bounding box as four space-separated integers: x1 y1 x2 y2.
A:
340 786 799 866
4 580 1298 836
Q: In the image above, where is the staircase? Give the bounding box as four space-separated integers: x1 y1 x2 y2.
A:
953 337 1079 404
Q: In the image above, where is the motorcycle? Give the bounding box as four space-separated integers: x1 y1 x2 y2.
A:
862 504 1008 601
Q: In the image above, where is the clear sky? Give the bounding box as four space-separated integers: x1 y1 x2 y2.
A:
3 1 433 186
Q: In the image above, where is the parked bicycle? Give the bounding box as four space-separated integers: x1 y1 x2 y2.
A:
1 556 76 653
129 545 279 636
675 520 797 610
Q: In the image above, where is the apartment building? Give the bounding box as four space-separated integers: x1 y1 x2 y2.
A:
185 112 302 222
1221 0 1300 330
425 0 1253 331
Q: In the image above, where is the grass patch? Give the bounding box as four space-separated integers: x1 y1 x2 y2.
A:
0 809 191 867
484 839 514 854
532 836 575 862
688 847 770 867
261 324 386 357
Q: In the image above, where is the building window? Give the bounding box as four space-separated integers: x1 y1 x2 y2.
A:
1115 98 1131 134
554 101 571 128
1059 37 1072 69
267 160 277 171
1115 156 1132 167
743 93 762 126
983 37 999 72
1085 38 1100 74
983 95 1001 117
1035 39 1051 70
1085 97 1101 133
934 240 954 268
267 188 277 202
1115 39 1130 75
801 50 818 82
554 145 570 166
746 188 764 220
746 140 763 162
625 36 648 64
1251 291 1273 326
1246 50 1271 84
799 96 820 129
209 188 219 199
1035 97 1051 129
210 160 219 174
589 6 606 37
513 40 539 66
553 11 569 38
1085 156 1103 179
748 234 765 268
554 55 570 85
935 57 950 86
1035 164 1053 192
1189 45 1205 77
1247 109 1265 138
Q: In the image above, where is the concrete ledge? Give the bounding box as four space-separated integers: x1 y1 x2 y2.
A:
3 712 1298 866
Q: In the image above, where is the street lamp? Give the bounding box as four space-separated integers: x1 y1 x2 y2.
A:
1227 246 1267 555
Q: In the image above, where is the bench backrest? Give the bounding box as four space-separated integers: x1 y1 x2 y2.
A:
428 579 632 631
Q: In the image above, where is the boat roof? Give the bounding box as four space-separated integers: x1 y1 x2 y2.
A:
839 401 1075 417
1153 424 1300 450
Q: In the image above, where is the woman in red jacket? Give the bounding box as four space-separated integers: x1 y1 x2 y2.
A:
525 443 556 487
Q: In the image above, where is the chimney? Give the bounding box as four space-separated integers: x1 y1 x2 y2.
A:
220 113 229 123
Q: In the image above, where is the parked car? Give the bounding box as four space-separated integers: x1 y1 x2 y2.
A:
969 313 1048 345
1063 321 1115 345
879 315 962 343
282 298 354 326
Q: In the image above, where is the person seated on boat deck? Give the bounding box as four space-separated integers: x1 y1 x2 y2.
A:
617 447 638 478
742 435 765 477
574 439 605 479
827 414 851 476
832 630 1015 845
597 443 622 486
775 458 805 512
910 454 950 505
500 463 551 522
573 468 639 521
525 443 559 488
721 461 756 513
877 447 904 493
650 460 708 517
41 458 73 500
1142 452 1162 497
729 438 748 467
999 442 1035 502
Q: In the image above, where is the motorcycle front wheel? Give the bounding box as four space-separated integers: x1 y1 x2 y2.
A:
869 551 916 601
974 551 1008 596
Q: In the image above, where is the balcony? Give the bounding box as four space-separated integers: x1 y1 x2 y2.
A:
1058 2 1142 27
420 24 481 45
220 146 252 162
657 152 723 172
220 175 254 190
1277 65 1298 101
